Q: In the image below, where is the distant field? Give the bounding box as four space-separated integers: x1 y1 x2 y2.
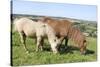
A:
11 31 97 66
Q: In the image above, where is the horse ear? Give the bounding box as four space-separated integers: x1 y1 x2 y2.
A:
41 17 51 23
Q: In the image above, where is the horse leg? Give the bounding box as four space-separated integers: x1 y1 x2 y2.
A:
57 37 64 51
34 37 43 51
40 38 44 51
36 36 42 52
65 38 68 46
59 37 64 44
19 32 28 53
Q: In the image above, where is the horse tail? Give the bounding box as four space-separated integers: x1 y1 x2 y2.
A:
13 18 19 32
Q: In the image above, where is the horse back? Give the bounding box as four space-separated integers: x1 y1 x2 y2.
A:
41 17 73 37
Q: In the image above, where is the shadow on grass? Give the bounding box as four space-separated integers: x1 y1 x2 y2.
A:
23 43 95 55
43 45 51 52
26 44 52 53
85 49 95 55
58 44 95 55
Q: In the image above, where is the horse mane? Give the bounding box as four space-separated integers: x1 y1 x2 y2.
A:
59 19 86 46
68 26 86 47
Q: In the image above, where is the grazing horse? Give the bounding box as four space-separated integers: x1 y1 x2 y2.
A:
40 17 72 45
68 26 87 54
41 17 87 54
13 17 60 54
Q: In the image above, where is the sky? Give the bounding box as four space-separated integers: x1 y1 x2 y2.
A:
12 0 97 21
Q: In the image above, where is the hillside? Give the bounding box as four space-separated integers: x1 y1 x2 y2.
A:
11 14 97 37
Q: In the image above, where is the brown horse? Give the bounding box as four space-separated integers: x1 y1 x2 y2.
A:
40 17 72 45
41 17 87 54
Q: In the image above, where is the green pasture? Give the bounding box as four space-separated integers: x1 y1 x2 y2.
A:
11 31 97 66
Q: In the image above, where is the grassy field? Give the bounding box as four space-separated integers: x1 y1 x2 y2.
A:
11 31 97 66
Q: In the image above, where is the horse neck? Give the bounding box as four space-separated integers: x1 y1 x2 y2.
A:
45 24 56 38
68 27 85 45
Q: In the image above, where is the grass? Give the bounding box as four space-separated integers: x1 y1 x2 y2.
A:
11 31 97 66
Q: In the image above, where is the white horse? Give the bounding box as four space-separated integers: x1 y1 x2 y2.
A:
13 17 60 53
